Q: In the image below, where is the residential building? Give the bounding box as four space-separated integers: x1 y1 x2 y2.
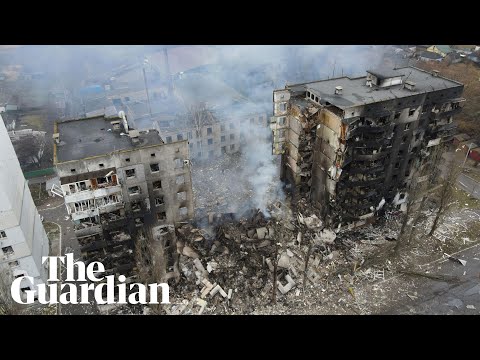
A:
153 72 268 161
427 45 454 57
272 66 464 227
52 111 194 277
417 51 444 62
0 114 49 298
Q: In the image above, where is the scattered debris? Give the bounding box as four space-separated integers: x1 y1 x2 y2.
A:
399 270 461 283
444 253 467 266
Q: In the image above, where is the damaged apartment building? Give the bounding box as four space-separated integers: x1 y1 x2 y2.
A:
272 66 464 227
52 111 194 278
86 68 269 162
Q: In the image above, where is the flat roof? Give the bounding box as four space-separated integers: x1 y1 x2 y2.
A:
367 68 404 79
287 66 463 110
55 115 163 163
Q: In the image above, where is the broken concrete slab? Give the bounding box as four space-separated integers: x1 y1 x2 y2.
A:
256 227 268 240
182 246 200 259
265 258 274 271
303 214 323 229
210 284 227 298
206 261 218 273
296 232 302 245
196 298 207 315
268 227 274 238
286 249 294 257
227 289 233 300
277 274 296 294
316 228 336 244
258 240 271 248
278 253 290 269
193 258 207 275
326 250 340 261
200 279 214 298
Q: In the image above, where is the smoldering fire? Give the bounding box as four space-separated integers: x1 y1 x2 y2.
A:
10 254 169 305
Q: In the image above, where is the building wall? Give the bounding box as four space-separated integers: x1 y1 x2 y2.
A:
0 115 49 290
160 112 268 160
56 140 194 227
274 76 464 226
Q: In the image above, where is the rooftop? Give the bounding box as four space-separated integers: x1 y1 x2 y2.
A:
287 66 463 110
55 115 163 163
367 68 404 79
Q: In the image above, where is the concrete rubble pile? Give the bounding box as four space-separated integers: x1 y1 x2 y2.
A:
191 153 259 218
160 197 395 315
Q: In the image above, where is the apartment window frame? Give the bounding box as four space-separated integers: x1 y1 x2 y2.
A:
127 186 141 195
152 180 162 190
150 163 160 173
125 168 136 179
2 246 14 256
155 196 164 206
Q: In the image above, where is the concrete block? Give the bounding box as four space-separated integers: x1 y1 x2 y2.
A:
256 227 268 239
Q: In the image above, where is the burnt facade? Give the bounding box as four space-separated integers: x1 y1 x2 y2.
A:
53 112 194 277
272 66 464 227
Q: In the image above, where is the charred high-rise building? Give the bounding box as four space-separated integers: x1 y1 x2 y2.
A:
52 112 194 277
271 66 464 227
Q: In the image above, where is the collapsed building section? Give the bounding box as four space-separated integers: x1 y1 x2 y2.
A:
272 66 464 227
52 112 194 283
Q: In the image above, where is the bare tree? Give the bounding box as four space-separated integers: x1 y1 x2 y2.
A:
0 269 25 315
187 103 215 137
394 144 448 254
394 173 425 255
428 157 461 237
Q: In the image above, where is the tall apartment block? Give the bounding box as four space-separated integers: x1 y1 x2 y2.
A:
0 114 49 297
53 111 194 276
271 66 464 227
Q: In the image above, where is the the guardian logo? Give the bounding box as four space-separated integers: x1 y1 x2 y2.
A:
10 254 170 305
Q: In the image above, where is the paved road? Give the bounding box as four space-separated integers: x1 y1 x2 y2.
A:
382 243 480 314
458 173 480 200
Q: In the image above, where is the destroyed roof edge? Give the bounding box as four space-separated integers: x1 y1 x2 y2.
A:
281 65 464 91
55 137 188 165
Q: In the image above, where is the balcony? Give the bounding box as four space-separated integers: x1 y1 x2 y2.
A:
354 148 391 161
75 224 102 237
93 185 122 198
347 124 389 139
97 202 124 214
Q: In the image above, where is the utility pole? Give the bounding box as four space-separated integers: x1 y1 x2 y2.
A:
463 143 474 167
142 58 153 120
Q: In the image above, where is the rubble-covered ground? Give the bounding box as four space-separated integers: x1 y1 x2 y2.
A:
157 185 480 315
100 154 480 315
192 153 254 216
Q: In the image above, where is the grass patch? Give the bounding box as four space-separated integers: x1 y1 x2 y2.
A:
19 113 45 131
28 183 50 206
451 186 480 209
